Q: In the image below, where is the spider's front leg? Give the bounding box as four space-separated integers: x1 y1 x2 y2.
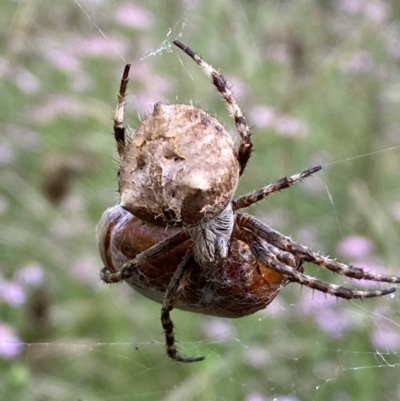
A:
113 64 130 156
173 40 252 176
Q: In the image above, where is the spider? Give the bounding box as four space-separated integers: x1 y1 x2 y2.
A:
98 40 400 363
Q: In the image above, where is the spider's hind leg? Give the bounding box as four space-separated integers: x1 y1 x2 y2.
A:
161 251 205 363
173 40 252 176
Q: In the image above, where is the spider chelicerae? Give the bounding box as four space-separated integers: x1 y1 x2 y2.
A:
98 40 400 363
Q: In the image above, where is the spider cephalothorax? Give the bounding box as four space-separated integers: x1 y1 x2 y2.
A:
98 40 400 363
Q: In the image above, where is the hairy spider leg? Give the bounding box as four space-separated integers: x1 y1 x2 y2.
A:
238 214 400 285
232 165 322 211
161 251 205 363
173 40 252 176
114 64 131 156
242 230 396 299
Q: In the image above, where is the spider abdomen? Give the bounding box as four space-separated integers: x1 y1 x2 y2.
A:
118 103 239 228
97 204 288 318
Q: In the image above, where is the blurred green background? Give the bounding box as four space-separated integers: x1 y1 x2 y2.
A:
1 0 400 400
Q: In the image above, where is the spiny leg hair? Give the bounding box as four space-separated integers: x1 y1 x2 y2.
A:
161 251 204 363
233 165 322 211
239 214 400 285
243 230 397 299
173 40 252 176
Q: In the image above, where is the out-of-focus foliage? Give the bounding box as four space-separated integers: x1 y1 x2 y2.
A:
1 1 400 400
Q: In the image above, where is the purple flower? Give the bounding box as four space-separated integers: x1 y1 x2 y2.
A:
77 36 128 58
32 96 85 123
266 43 290 64
15 263 44 287
40 38 82 73
314 308 354 338
337 0 365 14
249 105 275 128
274 115 308 138
383 26 400 60
14 69 41 94
0 142 14 164
301 293 353 337
0 324 23 359
133 92 166 114
339 51 373 75
249 106 308 137
0 281 26 307
47 48 81 72
372 327 400 350
70 71 93 92
366 0 389 23
294 226 322 251
70 254 98 285
115 3 154 29
226 76 250 99
336 236 373 259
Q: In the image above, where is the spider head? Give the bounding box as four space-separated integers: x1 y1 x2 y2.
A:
117 102 239 227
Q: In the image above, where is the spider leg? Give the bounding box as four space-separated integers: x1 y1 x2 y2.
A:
242 230 397 299
232 165 321 211
238 214 400 284
161 251 205 363
264 242 303 272
114 64 131 156
173 40 252 176
100 229 190 283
